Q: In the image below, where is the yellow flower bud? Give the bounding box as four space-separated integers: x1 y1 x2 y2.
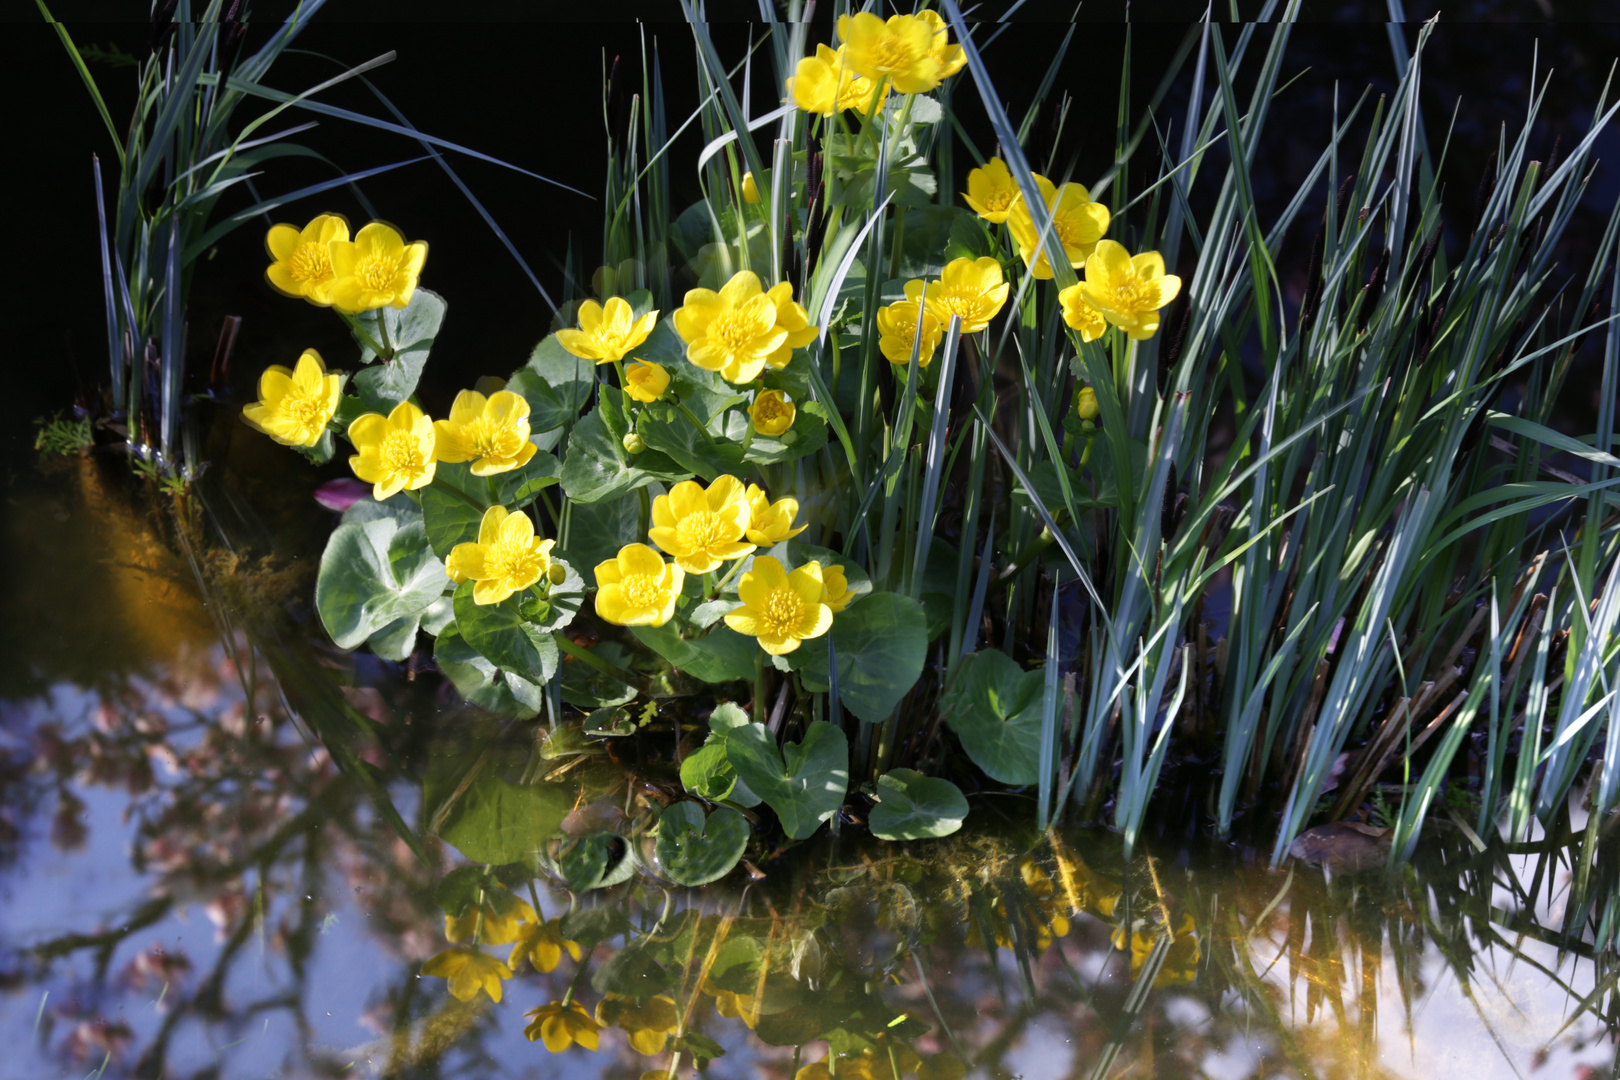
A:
623 360 670 403
749 390 796 436
741 171 761 204
623 432 647 455
1076 386 1099 422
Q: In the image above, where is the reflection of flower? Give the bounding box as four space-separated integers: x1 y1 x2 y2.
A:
705 981 759 1029
264 213 348 305
787 44 890 116
648 476 755 574
443 894 536 946
432 389 538 476
962 156 1018 224
445 506 556 606
877 281 944 366
420 946 512 1002
509 916 583 973
1006 177 1110 280
918 1052 969 1080
329 221 428 312
1114 909 1200 988
744 484 806 546
837 13 943 94
749 390 796 436
922 257 1010 335
524 1000 601 1052
1080 240 1183 340
725 556 833 656
241 349 341 448
594 543 684 627
624 360 670 403
347 400 436 500
595 993 680 1054
557 296 658 365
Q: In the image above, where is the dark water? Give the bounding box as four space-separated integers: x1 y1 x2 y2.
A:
2 456 1614 1080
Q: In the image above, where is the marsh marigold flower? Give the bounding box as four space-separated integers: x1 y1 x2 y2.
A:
432 389 538 476
648 476 754 574
923 257 1010 335
820 564 853 612
242 348 340 447
741 171 761 204
749 390 796 436
347 400 436 500
1075 385 1100 422
595 994 680 1055
837 13 944 94
524 1000 600 1052
509 916 582 973
674 272 817 384
594 543 684 627
787 44 890 117
725 556 833 656
558 296 658 365
446 506 556 606
744 484 806 546
1006 176 1110 280
444 894 536 946
1058 282 1108 342
264 213 348 305
876 281 945 366
1081 240 1182 340
328 221 428 312
420 946 512 1003
962 156 1019 224
915 9 967 79
623 359 670 403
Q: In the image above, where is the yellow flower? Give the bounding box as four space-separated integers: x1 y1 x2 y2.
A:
347 400 436 500
1081 240 1183 340
876 280 945 366
445 505 556 606
1058 281 1108 342
820 564 852 613
1075 386 1099 422
623 360 670 403
914 10 967 79
509 916 583 973
557 296 659 365
724 556 833 656
328 221 428 312
923 257 1010 335
786 44 890 117
766 280 820 365
741 171 761 204
444 894 536 946
241 348 341 447
647 476 755 574
431 389 538 476
524 1000 601 1052
1006 176 1111 280
962 156 1018 224
837 12 944 94
594 543 684 627
419 946 512 1003
264 213 349 305
595 994 680 1055
674 272 787 385
749 390 796 436
744 484 806 546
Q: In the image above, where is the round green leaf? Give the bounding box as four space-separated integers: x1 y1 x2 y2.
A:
831 592 927 724
632 623 755 684
656 802 749 886
453 581 560 686
725 720 848 840
316 518 447 650
433 624 543 718
560 386 687 503
353 287 446 412
940 648 1045 785
868 768 968 840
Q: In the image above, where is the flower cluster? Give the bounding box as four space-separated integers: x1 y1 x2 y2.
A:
264 213 427 313
877 257 1011 365
419 892 585 1006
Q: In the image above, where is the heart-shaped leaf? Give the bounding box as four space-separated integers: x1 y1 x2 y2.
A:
656 801 749 886
510 333 596 432
868 768 968 840
316 517 446 650
353 287 446 412
433 624 543 718
633 623 755 684
561 386 687 504
725 720 848 840
421 744 572 865
680 704 761 806
453 582 560 686
831 592 927 724
941 648 1045 785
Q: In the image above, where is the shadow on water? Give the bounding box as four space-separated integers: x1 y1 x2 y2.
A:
0 452 1614 1080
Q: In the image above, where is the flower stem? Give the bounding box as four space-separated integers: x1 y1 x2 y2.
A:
376 308 395 360
674 400 718 446
431 477 487 513
712 556 749 596
337 309 387 359
752 648 767 726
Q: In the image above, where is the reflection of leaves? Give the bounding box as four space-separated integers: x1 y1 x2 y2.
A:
434 866 495 918
869 769 968 840
752 969 920 1049
543 832 630 892
672 1031 726 1066
656 802 749 886
592 940 673 1004
421 744 572 865
559 906 630 949
725 721 848 840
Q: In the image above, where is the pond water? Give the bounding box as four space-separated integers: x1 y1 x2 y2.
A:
3 457 1616 1080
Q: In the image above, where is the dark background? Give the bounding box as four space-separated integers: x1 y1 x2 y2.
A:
8 0 1620 478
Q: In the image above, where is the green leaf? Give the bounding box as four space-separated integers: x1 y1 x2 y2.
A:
490 449 562 508
632 623 756 684
941 649 1045 785
868 769 968 840
561 642 639 708
433 624 543 718
561 385 687 503
367 614 421 660
562 496 642 579
433 866 494 918
543 832 625 891
725 720 849 840
724 401 832 464
315 518 447 650
422 744 571 864
531 557 585 635
832 592 927 724
638 402 747 480
420 483 485 560
453 581 560 686
896 205 973 279
592 942 674 1004
679 703 761 807
512 332 596 431
559 905 630 949
655 802 749 886
354 288 447 412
